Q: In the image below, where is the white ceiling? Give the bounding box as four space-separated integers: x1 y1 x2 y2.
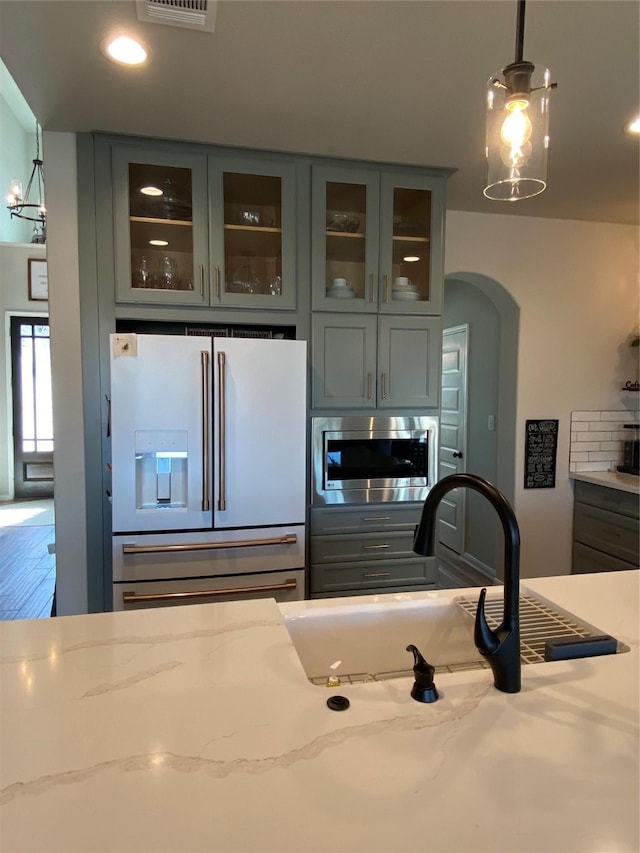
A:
1 0 638 224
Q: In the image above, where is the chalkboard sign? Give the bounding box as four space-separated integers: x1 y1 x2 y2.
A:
524 419 559 489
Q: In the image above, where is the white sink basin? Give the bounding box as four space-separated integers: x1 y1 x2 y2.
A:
279 587 627 686
279 590 482 684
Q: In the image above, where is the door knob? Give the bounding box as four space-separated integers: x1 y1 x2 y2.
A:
452 451 463 458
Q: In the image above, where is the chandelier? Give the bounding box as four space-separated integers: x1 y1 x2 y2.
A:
484 0 557 202
6 120 46 243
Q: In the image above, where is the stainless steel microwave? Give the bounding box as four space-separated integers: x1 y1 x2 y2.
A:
312 415 439 505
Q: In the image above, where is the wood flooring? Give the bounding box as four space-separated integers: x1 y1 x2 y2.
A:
0 521 56 621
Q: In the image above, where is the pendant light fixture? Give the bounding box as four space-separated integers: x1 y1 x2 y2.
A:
484 0 557 202
6 120 46 243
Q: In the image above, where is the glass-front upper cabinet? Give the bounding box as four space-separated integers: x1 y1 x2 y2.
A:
113 146 210 305
209 157 296 310
311 166 380 313
312 166 446 315
378 172 445 315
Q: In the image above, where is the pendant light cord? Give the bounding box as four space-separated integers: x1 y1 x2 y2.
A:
515 0 526 63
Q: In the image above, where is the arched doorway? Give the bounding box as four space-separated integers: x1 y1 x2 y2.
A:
439 272 519 586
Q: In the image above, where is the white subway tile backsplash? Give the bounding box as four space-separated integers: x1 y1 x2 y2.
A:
573 461 614 472
569 409 639 474
572 411 600 421
585 431 613 442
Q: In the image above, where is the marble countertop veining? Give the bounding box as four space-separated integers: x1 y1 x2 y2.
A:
0 572 638 853
570 469 640 494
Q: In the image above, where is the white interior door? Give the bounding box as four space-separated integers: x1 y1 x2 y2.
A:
438 325 468 554
213 338 307 529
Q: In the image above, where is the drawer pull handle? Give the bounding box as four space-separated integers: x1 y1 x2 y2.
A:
122 578 297 605
362 571 391 578
122 534 297 555
362 516 391 521
362 543 391 550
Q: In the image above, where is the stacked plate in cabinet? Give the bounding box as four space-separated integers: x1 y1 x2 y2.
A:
392 281 420 301
326 280 356 299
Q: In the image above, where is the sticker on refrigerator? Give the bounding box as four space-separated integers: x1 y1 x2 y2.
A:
112 334 137 358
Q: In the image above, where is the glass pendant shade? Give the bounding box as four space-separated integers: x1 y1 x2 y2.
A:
484 64 553 201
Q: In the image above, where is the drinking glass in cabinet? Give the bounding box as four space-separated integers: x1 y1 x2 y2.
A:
324 182 366 301
128 163 195 293
389 187 431 304
223 173 283 296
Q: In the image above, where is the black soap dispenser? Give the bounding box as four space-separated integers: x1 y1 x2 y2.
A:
406 644 439 704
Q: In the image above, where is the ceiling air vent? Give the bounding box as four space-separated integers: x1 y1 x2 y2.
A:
136 0 217 32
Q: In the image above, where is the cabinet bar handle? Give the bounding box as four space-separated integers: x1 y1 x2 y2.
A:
217 351 227 511
201 351 210 511
381 372 388 400
383 274 390 302
362 516 391 521
362 571 391 578
122 578 297 605
215 266 221 298
369 273 375 302
367 373 374 400
362 543 391 550
200 264 205 297
122 533 298 556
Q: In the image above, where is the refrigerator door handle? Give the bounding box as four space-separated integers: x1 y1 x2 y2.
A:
201 351 210 512
122 578 297 605
122 533 298 555
217 351 227 511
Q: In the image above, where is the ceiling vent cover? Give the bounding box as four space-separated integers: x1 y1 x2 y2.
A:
136 0 217 32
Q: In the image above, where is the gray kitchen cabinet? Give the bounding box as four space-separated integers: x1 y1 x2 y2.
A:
113 143 210 306
572 480 639 573
311 312 441 409
309 503 436 597
311 164 447 315
112 142 297 310
208 155 297 310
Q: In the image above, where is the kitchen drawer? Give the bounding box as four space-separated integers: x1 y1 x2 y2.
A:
572 542 637 575
113 525 306 582
573 502 639 565
310 503 422 535
311 530 417 564
574 480 639 519
310 557 436 595
113 568 305 610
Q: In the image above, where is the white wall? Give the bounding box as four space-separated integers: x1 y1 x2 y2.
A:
0 242 47 498
446 210 639 579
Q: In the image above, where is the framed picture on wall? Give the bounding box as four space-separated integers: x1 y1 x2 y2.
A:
28 258 48 301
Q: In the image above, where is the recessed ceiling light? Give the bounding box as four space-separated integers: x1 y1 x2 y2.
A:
104 36 148 66
149 239 169 246
403 255 420 263
140 185 163 196
624 115 640 136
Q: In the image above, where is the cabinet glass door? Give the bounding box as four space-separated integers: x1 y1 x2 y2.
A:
113 146 209 305
210 158 296 310
379 173 445 314
311 167 379 312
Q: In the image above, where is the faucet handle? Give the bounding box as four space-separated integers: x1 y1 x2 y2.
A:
474 588 500 656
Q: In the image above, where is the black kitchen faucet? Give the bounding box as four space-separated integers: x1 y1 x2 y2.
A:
413 473 521 693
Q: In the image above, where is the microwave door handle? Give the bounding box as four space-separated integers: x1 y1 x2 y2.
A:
217 351 227 511
201 351 210 512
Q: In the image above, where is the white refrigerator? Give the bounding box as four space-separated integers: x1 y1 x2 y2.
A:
109 333 307 609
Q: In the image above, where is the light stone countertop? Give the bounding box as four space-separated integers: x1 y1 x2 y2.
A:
570 469 640 494
0 571 638 853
